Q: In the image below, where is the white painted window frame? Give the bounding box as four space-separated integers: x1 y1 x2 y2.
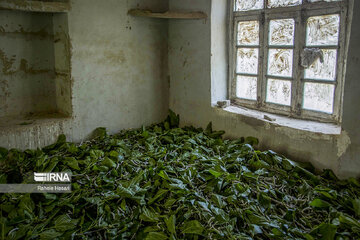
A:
229 0 352 123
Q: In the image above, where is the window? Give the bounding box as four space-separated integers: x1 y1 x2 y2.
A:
229 0 351 123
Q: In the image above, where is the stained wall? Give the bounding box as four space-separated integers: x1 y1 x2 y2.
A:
0 0 169 149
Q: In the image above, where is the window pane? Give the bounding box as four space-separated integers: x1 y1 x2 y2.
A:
305 49 337 81
269 19 295 46
303 83 335 113
306 14 340 46
268 49 293 77
268 0 302 8
237 21 260 45
236 76 257 100
266 79 291 106
235 0 264 11
237 48 259 74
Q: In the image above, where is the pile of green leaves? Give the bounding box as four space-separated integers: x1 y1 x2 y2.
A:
0 111 360 240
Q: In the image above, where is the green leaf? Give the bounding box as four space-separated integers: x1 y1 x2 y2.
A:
168 109 179 128
317 223 337 240
39 229 63 240
245 137 259 146
164 121 170 130
64 157 80 170
101 157 116 168
164 199 177 208
148 189 168 205
140 207 160 222
339 214 360 229
158 170 170 180
250 224 263 235
7 224 31 240
54 214 78 232
353 199 360 217
0 174 7 184
18 195 35 214
145 232 168 240
91 127 107 140
246 212 269 226
84 197 102 205
120 199 127 211
89 150 104 159
44 158 58 172
314 186 337 200
209 169 223 178
348 177 360 187
205 122 212 135
310 199 331 208
117 185 135 198
0 147 8 158
56 134 66 144
181 220 204 235
165 215 176 234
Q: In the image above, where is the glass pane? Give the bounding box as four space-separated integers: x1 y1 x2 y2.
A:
268 0 302 8
303 82 335 113
237 48 259 74
235 0 264 11
266 79 291 106
305 49 337 80
237 21 260 45
306 14 340 46
268 49 293 77
269 19 295 46
236 76 257 100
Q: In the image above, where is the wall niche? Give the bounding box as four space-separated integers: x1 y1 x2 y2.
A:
0 0 72 127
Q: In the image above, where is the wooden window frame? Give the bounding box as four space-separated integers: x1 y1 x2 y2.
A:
229 0 352 123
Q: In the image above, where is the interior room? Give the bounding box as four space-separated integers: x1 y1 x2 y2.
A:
0 0 359 239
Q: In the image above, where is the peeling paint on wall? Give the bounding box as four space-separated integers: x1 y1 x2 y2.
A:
337 130 351 157
0 49 16 74
100 50 126 65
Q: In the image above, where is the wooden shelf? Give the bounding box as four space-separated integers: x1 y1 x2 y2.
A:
0 0 70 13
128 9 207 20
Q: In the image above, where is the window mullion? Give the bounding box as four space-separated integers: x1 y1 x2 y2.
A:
258 13 265 107
229 14 236 100
260 13 269 107
333 5 348 122
292 10 306 116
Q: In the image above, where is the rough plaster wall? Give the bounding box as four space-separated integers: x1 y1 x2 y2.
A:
67 0 169 140
169 0 359 178
53 13 72 116
0 10 57 118
169 0 211 115
338 0 360 178
0 0 169 149
211 0 228 103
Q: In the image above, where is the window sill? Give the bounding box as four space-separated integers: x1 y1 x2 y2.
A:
0 0 70 13
214 105 341 135
0 113 70 133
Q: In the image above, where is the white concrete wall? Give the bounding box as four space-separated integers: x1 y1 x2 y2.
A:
169 0 360 179
0 0 169 148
